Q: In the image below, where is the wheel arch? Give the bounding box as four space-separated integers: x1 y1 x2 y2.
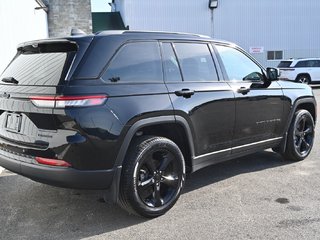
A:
278 97 317 153
295 73 311 82
110 115 195 203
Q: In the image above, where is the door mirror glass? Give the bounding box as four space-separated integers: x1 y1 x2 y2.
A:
266 67 278 81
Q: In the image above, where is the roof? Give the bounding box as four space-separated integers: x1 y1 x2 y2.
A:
92 30 232 44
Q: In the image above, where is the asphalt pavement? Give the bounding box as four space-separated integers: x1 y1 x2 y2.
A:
1 89 320 240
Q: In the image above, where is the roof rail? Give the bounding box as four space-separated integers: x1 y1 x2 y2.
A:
95 30 210 38
122 30 210 38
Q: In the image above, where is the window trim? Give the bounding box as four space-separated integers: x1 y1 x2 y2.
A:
159 41 184 83
213 43 267 83
165 41 220 83
101 40 164 84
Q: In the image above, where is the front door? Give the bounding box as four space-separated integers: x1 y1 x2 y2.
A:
215 44 284 153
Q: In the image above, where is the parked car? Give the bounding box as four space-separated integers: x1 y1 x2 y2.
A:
0 31 317 217
278 58 320 84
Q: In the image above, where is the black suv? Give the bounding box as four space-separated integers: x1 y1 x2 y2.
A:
0 31 316 217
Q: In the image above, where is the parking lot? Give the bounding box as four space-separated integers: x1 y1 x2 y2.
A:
0 88 320 240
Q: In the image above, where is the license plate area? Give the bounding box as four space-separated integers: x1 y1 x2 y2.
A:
5 113 22 133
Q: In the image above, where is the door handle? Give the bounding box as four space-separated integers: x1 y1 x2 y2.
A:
237 87 250 95
174 89 195 98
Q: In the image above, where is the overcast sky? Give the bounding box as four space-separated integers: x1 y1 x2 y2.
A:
91 0 111 12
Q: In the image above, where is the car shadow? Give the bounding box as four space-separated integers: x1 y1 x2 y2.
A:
0 150 292 240
184 150 291 193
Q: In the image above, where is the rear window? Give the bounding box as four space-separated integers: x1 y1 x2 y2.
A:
277 61 293 68
0 41 77 86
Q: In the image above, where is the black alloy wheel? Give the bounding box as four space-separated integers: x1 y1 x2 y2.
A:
137 149 181 208
296 75 310 84
119 136 185 218
293 112 314 157
282 109 315 161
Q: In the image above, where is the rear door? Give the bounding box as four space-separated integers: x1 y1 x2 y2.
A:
161 41 235 170
214 44 284 153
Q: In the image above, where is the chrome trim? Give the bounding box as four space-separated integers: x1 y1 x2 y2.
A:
194 148 231 160
194 137 283 160
232 137 283 150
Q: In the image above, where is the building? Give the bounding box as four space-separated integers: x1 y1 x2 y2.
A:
0 0 48 72
111 0 320 67
43 0 92 38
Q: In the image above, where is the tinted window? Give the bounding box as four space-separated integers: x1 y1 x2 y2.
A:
103 42 162 82
216 45 263 81
295 61 308 68
1 53 67 86
174 43 218 81
161 43 182 82
277 61 293 68
307 60 320 67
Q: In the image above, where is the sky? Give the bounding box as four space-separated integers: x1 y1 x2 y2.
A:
91 0 111 12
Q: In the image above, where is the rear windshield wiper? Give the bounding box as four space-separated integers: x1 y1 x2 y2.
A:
1 77 19 84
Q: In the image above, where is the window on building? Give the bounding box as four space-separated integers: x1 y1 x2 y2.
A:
161 43 182 82
174 43 218 81
103 42 162 82
267 51 283 60
215 45 263 81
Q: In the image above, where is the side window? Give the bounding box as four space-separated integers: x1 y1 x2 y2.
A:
174 43 218 81
103 42 162 82
308 60 318 67
216 45 264 81
161 43 182 82
315 60 320 67
295 61 308 68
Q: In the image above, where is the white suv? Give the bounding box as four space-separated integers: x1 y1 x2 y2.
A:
278 58 320 84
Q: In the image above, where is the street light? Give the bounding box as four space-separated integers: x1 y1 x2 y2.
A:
208 0 218 9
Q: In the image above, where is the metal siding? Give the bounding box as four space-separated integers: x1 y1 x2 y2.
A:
114 0 320 68
116 0 212 36
213 0 320 67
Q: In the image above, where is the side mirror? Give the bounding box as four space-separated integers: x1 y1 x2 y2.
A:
266 67 278 81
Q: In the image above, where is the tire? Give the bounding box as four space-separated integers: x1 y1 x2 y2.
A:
272 146 280 153
282 109 315 161
118 136 186 218
296 74 311 84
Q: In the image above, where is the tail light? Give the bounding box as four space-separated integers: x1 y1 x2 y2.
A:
30 95 107 108
35 157 71 167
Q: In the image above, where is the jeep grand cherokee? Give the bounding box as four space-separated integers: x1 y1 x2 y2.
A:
0 31 316 217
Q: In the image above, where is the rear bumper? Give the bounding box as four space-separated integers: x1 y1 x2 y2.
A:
0 150 115 190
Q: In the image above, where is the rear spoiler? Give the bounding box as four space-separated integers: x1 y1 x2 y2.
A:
17 39 78 53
